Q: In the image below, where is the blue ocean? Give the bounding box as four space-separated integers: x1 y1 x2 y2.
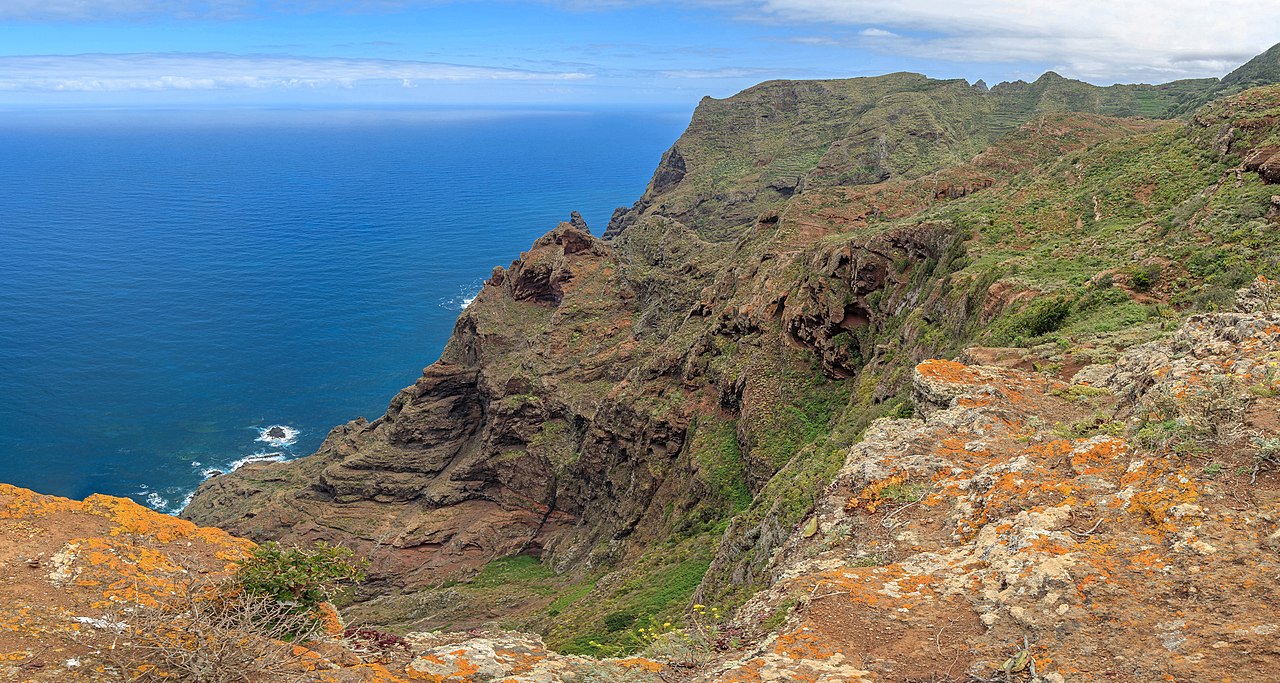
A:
0 107 686 512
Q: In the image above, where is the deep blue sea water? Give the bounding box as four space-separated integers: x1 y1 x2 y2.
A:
0 107 686 512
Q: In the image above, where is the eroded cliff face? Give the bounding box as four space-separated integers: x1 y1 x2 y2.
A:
184 70 1280 663
604 72 1214 240
184 224 692 596
12 305 1280 682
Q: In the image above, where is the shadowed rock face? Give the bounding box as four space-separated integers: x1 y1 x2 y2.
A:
183 223 698 613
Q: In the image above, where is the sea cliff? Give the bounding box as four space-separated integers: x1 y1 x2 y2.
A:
7 45 1280 683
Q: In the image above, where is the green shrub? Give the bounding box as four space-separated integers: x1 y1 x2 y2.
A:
1130 264 1158 292
234 541 367 610
1253 436 1280 478
885 400 915 419
992 295 1073 344
604 610 637 632
1054 415 1125 439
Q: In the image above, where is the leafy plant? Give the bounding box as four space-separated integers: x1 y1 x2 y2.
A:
234 541 367 611
1251 436 1280 481
992 295 1073 344
1051 384 1111 403
1055 415 1125 438
885 400 915 419
1129 263 1160 292
880 481 930 502
1139 374 1250 446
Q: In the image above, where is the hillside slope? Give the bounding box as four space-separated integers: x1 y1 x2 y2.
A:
184 48 1280 670
603 71 1216 239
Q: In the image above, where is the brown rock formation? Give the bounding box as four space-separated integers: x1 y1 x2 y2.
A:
699 312 1280 682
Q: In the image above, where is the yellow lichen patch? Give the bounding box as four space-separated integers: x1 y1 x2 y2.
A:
714 658 771 683
1118 462 1200 535
60 535 194 608
845 472 909 514
935 434 995 462
82 493 253 561
0 483 83 520
1070 438 1129 476
314 602 345 637
772 628 837 660
617 657 663 672
958 394 995 408
803 563 938 610
917 359 984 385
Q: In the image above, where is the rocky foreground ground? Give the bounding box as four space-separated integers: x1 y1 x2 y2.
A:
4 300 1279 682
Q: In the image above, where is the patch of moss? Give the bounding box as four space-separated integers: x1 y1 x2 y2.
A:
545 535 716 656
689 417 752 513
469 555 556 590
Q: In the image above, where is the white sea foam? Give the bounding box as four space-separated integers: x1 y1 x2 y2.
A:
200 451 287 480
144 491 170 511
229 451 287 471
255 424 299 447
162 451 292 514
440 282 483 310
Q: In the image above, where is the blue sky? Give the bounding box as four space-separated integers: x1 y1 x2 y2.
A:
1 1 1277 108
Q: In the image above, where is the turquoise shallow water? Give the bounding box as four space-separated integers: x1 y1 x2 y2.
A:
0 107 686 511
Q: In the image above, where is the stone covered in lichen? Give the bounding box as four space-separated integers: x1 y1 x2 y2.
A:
701 310 1280 682
0 486 661 682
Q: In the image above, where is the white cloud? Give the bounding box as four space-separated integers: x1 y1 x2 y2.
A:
4 1 1276 86
755 0 1277 82
0 0 248 20
0 53 591 92
658 67 780 79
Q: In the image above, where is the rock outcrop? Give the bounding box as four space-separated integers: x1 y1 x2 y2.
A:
698 310 1280 682
0 483 662 683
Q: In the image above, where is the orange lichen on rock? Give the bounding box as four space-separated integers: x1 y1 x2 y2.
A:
712 312 1280 683
845 472 910 513
916 359 984 384
0 486 385 682
316 601 345 637
1070 437 1129 476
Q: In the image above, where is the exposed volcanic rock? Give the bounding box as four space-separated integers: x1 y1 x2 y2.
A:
700 311 1280 683
183 57 1280 666
185 220 711 625
1190 83 1280 185
1244 145 1280 183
